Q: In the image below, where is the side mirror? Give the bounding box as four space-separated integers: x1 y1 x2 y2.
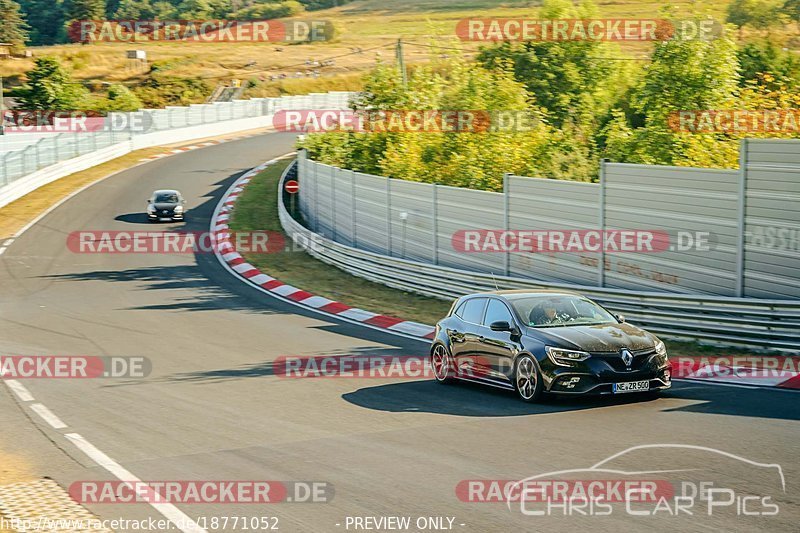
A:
616 314 626 323
146 199 151 203
490 320 513 332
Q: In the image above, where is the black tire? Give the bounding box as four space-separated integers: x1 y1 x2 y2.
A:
514 354 543 402
431 344 456 384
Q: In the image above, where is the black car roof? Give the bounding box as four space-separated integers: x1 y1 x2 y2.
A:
463 289 583 299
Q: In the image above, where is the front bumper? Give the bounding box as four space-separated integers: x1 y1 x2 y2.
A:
542 351 672 395
148 212 184 221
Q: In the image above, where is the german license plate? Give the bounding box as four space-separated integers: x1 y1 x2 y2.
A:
614 380 650 393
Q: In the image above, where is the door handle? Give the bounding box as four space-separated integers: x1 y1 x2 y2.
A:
478 336 485 342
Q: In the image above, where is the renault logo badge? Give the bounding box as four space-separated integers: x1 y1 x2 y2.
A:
621 349 633 368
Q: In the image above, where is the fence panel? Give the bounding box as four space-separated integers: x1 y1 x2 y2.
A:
744 139 800 299
353 171 390 255
388 179 435 263
507 176 600 285
332 168 356 246
435 185 505 274
604 164 740 296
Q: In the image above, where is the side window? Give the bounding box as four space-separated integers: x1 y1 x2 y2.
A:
460 298 488 324
454 301 467 318
483 299 514 326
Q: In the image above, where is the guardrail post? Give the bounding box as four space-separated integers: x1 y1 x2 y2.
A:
386 176 392 256
313 160 319 233
736 139 748 297
1 152 7 186
599 158 608 288
53 133 61 163
503 172 511 276
351 170 358 247
432 183 438 265
331 166 337 242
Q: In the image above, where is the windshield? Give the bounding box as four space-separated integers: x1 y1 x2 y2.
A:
155 193 179 203
509 294 617 328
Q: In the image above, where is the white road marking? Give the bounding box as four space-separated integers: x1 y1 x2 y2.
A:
250 273 275 285
64 433 207 533
301 296 336 309
389 321 436 337
5 380 34 402
30 403 68 429
232 263 256 274
271 284 301 297
338 308 379 322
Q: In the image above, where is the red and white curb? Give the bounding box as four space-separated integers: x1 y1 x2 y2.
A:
139 132 267 162
210 157 436 342
210 159 799 390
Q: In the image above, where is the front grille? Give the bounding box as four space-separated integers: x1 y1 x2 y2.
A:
591 348 655 371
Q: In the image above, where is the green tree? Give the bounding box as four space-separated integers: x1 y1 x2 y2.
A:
726 0 786 30
230 1 304 20
65 0 105 20
0 0 29 52
603 25 741 168
738 40 800 89
114 0 152 18
18 0 65 45
103 84 143 111
783 0 800 22
17 57 89 110
302 57 557 190
150 1 177 18
176 0 213 18
476 0 621 132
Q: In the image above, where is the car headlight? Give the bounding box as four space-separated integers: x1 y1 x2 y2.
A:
546 346 590 367
174 205 184 213
147 205 156 213
655 340 667 356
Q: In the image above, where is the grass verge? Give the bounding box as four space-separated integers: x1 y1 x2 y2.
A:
231 160 767 358
230 160 453 325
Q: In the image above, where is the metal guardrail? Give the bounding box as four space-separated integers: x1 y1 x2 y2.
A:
278 160 800 352
0 92 355 187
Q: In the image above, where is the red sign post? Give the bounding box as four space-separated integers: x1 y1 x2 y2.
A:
285 180 300 194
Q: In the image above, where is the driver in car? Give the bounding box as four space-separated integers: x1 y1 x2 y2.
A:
532 302 570 325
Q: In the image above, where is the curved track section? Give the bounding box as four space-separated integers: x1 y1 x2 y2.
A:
0 132 798 532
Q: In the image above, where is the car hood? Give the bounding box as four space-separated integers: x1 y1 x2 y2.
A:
527 322 657 352
153 202 178 210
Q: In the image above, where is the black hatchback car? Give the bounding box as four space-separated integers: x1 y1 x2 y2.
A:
147 190 187 222
430 290 671 402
